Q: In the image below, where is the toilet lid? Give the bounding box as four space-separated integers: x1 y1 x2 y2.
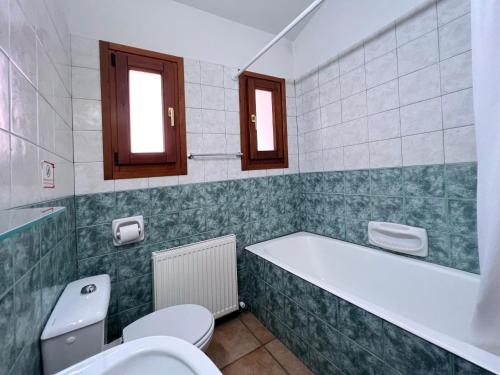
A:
122 304 214 345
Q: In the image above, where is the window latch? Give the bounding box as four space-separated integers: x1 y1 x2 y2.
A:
168 107 175 127
250 114 256 124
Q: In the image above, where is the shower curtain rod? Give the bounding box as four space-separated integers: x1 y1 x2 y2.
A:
232 0 325 80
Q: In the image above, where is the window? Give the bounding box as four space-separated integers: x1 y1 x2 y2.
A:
239 71 288 170
99 41 187 179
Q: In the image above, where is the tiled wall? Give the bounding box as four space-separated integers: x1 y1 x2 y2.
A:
0 197 77 374
245 252 492 375
299 162 478 273
293 0 478 273
70 35 299 195
74 174 300 340
295 0 474 173
0 0 74 210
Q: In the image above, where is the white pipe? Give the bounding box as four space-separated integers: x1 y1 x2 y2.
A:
232 0 325 80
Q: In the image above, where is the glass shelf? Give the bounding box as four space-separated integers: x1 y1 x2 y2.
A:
0 207 66 241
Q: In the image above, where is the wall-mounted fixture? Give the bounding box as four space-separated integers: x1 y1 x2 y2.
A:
368 221 428 257
112 215 144 246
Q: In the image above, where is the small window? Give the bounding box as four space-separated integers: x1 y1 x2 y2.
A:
239 71 288 170
100 41 187 179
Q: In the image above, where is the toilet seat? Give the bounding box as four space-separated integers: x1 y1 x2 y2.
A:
122 304 214 348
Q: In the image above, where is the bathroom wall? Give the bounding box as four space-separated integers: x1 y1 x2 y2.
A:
0 0 74 210
0 1 78 373
294 0 478 272
0 201 77 374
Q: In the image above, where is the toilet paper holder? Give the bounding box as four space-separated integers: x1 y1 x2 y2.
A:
112 215 145 246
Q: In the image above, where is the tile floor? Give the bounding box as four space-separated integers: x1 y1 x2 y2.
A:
205 312 313 374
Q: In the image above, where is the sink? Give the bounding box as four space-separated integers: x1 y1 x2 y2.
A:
55 336 222 375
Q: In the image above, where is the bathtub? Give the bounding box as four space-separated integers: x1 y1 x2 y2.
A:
246 232 500 374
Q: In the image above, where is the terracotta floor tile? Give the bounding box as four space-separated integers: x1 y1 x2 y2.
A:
240 312 275 344
265 339 314 375
206 318 261 368
222 347 288 375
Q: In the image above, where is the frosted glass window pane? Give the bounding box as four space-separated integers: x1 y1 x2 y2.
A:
255 89 275 151
129 70 165 153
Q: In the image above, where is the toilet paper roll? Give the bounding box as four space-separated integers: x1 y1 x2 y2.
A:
119 223 140 243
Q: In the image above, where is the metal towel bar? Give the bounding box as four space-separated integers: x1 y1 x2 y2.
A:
187 152 243 160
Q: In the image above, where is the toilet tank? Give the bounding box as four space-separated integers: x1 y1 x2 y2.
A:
41 275 111 375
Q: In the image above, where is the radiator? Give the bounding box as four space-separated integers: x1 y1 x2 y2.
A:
152 234 239 319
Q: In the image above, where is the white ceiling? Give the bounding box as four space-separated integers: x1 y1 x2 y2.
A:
172 0 317 39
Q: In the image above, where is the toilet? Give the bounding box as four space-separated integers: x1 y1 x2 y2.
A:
41 275 215 374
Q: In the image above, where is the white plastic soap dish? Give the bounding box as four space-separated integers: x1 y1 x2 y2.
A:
368 221 428 257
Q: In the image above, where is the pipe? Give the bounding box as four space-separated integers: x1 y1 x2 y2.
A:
232 0 325 80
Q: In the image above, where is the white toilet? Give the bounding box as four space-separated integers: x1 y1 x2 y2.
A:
41 275 215 374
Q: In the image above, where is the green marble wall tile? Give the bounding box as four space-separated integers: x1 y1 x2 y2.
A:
76 193 115 227
446 163 477 199
448 199 477 235
370 196 404 222
345 170 370 195
403 165 445 198
404 197 448 232
115 189 150 218
370 168 403 197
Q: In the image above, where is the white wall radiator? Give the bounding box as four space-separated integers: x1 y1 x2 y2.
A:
152 234 239 319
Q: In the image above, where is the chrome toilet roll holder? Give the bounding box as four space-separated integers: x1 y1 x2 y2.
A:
112 215 145 246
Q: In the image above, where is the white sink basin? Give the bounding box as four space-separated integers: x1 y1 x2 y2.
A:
55 336 221 375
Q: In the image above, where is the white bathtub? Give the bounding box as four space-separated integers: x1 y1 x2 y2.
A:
246 232 500 373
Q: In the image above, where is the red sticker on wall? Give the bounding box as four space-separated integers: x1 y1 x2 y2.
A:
41 161 55 188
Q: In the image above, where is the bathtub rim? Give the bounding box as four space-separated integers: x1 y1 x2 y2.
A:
245 231 500 374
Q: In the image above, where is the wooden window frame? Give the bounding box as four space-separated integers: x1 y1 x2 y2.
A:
100 41 187 180
239 71 288 171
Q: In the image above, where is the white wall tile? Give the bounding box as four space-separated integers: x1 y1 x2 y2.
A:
0 0 8 54
340 117 368 146
72 67 100 99
344 143 369 170
73 131 102 162
285 154 299 174
402 130 444 166
288 135 298 155
286 80 295 98
74 162 114 195
9 0 37 83
115 178 149 191
339 45 364 75
184 58 201 84
54 116 73 161
149 175 179 188
226 134 240 154
438 0 470 26
38 95 55 151
439 14 471 60
73 99 102 130
302 87 320 113
185 83 202 108
366 79 399 115
224 88 239 112
397 30 438 76
0 50 9 130
319 78 340 107
287 116 297 136
364 26 396 62
367 109 401 141
204 160 228 182
342 91 367 122
203 133 226 153
321 100 341 127
200 61 223 87
444 125 476 163
299 71 318 93
286 96 296 116
365 51 397 89
201 109 225 134
11 64 37 142
71 35 99 69
10 134 41 206
223 66 238 89
227 159 247 180
186 108 202 133
396 4 437 46
369 137 402 168
301 108 321 134
442 88 474 129
323 147 344 171
201 85 224 110
399 64 441 106
0 129 10 209
225 111 240 135
340 66 366 98
400 97 442 136
318 59 339 85
187 132 203 154
440 51 472 94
